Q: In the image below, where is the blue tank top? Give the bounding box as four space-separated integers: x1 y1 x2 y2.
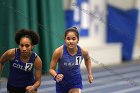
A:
58 44 83 83
8 49 36 87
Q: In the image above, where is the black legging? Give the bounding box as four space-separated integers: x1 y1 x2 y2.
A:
7 84 26 93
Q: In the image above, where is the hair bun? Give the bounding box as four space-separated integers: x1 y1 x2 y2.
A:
72 26 77 30
66 26 78 32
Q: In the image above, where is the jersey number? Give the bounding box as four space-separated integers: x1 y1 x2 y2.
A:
25 63 33 71
76 56 82 65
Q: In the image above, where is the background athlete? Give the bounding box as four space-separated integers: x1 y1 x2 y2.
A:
0 29 42 93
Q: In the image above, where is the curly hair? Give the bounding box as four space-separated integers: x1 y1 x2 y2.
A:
15 29 40 45
64 26 79 40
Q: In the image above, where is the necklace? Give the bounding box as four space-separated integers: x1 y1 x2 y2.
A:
67 47 78 56
20 53 31 63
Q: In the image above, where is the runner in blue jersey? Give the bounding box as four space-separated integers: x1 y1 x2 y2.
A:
0 29 42 93
49 27 93 93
